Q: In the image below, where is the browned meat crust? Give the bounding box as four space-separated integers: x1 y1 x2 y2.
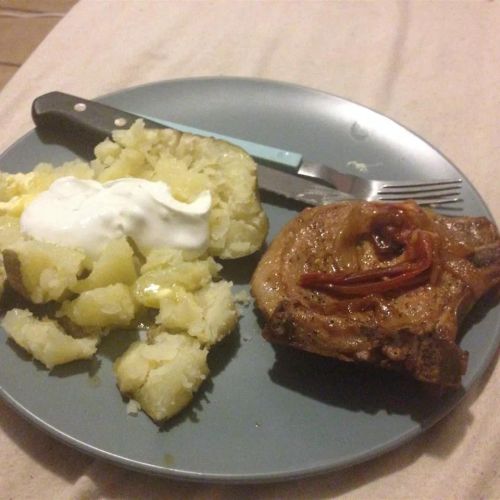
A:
251 201 500 388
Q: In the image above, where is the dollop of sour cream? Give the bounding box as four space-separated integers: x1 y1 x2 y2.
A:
20 176 211 258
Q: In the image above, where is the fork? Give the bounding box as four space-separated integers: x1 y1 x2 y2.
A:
32 92 464 206
297 163 463 206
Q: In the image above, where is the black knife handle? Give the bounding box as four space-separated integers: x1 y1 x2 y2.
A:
32 91 163 141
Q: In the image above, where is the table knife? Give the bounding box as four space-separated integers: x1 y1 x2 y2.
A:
31 92 351 206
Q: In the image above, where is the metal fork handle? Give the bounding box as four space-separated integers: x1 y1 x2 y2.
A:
298 162 359 192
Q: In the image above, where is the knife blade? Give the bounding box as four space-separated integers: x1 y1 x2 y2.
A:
257 164 352 205
32 91 352 206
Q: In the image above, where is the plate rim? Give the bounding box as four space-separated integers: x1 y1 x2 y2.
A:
0 76 498 483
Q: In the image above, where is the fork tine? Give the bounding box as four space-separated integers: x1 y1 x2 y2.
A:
378 179 462 189
297 161 464 204
379 196 463 206
378 188 462 200
378 184 462 195
415 197 463 206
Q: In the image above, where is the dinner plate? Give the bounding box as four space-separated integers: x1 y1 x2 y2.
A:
0 77 498 483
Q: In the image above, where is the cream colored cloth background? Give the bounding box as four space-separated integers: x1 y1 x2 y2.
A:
0 1 498 498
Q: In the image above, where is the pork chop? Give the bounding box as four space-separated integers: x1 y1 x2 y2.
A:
251 201 500 387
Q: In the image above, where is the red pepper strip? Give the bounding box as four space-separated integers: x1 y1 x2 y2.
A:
305 265 430 296
301 262 419 286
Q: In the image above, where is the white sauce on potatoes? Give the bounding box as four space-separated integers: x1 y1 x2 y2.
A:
20 176 211 258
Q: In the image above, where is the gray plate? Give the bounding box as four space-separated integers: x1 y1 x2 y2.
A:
0 77 498 483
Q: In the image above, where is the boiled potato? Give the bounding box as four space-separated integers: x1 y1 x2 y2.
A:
59 283 136 328
156 281 238 346
111 124 166 157
92 120 268 259
93 138 122 168
176 133 268 259
3 241 87 303
0 161 94 216
0 172 36 202
95 148 149 183
154 286 202 334
152 155 209 203
114 332 208 422
0 119 268 425
190 281 238 344
2 308 99 369
71 237 138 293
0 216 23 249
0 193 36 217
140 246 206 272
134 256 221 308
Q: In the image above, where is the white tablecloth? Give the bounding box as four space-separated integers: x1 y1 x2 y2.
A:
0 1 498 498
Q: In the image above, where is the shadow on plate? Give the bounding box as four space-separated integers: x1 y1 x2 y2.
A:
50 357 102 378
6 337 37 364
220 253 264 285
98 329 141 362
268 344 466 425
263 280 499 426
459 287 499 337
207 325 242 378
260 190 308 213
50 328 141 377
0 284 59 318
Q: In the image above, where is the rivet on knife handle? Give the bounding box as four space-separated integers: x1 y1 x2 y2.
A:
32 91 160 141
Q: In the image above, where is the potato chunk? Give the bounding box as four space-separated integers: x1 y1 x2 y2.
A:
134 256 221 308
0 216 23 249
139 247 204 273
0 161 94 216
155 286 202 333
59 283 136 328
71 237 138 293
114 333 208 422
96 148 148 182
92 120 268 259
156 281 238 346
191 281 238 344
2 309 98 369
3 241 87 303
0 119 268 425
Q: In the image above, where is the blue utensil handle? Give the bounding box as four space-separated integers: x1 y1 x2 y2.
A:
32 92 303 169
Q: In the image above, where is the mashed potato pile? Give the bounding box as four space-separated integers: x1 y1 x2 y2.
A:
0 121 268 423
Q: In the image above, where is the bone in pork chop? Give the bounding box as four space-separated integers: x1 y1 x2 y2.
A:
251 201 500 388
